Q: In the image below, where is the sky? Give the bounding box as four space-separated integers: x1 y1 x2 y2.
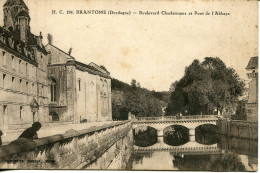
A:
0 0 257 91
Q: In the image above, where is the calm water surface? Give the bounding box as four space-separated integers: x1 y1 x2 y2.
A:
128 133 258 171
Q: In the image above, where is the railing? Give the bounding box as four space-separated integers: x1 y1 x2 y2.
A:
0 120 131 159
133 115 218 121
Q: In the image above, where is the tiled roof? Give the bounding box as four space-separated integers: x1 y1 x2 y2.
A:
0 32 38 66
46 44 111 79
89 62 110 74
75 61 110 78
0 26 47 54
246 56 258 69
45 43 75 59
4 0 28 10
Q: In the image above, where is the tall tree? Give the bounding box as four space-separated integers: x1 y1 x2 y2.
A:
166 57 245 116
131 79 137 88
169 81 178 92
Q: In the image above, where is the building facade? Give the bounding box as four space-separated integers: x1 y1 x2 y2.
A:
0 0 112 132
245 56 258 122
0 0 49 130
45 44 112 123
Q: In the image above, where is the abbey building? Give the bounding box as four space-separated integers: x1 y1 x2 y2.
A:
0 0 112 131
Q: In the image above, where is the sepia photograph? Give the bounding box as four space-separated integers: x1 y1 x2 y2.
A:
0 0 258 171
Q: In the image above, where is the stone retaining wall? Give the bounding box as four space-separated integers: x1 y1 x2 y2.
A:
217 119 258 140
0 120 132 169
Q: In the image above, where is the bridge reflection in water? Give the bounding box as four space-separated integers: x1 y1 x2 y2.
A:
130 132 257 171
134 141 222 155
130 115 257 171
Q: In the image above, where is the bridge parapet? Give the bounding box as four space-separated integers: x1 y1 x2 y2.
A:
0 120 133 169
132 115 218 132
133 115 218 122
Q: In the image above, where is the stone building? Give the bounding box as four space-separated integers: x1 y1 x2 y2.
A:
45 44 112 123
0 0 49 130
0 0 112 133
245 56 258 122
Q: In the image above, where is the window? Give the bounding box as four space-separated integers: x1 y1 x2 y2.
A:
19 59 22 73
42 85 44 97
11 56 15 70
3 105 7 116
25 63 28 75
20 106 23 119
2 51 6 67
50 79 57 102
26 81 28 93
3 74 6 88
48 51 51 64
12 76 15 90
32 83 34 94
78 79 81 91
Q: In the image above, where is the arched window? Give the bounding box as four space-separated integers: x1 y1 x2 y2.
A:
50 79 57 102
78 78 81 91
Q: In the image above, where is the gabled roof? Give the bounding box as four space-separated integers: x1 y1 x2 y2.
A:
3 0 28 10
46 44 111 79
45 43 75 59
246 56 258 69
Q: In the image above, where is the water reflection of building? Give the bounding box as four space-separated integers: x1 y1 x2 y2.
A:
245 56 258 122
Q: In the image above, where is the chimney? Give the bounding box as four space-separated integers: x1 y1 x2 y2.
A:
36 32 43 47
68 48 73 55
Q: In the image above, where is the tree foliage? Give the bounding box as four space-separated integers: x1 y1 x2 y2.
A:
166 57 245 116
133 127 157 147
111 78 167 120
173 152 245 171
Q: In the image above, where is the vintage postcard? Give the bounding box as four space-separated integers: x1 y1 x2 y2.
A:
0 0 258 171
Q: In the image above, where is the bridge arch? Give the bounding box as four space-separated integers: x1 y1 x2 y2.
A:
195 124 218 145
133 126 158 147
195 123 218 131
132 115 218 144
163 125 189 146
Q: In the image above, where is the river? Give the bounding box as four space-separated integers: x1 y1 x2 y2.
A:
127 131 258 171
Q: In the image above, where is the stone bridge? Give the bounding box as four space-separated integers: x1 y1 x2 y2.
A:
132 115 218 141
